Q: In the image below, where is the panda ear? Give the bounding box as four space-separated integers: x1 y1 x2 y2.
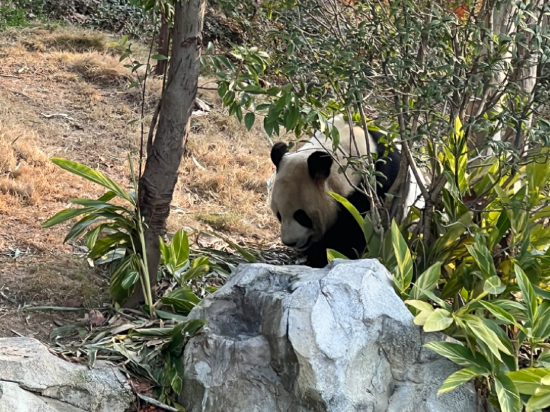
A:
271 142 288 170
307 151 333 181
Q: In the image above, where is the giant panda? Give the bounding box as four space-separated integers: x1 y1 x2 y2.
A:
269 114 422 268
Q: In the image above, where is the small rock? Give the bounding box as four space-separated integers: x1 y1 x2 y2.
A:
88 310 105 327
65 297 84 308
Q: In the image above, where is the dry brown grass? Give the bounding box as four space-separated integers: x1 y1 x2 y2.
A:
0 23 279 325
2 25 110 54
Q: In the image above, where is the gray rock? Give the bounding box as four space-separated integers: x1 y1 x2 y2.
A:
0 337 134 412
180 259 482 412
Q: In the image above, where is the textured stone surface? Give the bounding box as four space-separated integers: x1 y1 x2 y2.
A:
0 337 134 412
181 259 481 412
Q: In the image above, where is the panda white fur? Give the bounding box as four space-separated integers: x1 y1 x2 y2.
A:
269 114 423 268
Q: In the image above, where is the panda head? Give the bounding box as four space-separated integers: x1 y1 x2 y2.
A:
269 142 339 251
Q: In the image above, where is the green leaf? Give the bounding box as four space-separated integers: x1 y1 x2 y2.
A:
121 270 140 290
161 287 200 315
242 85 265 94
171 229 190 271
86 225 103 250
165 319 208 355
404 299 434 313
69 199 129 212
534 305 550 340
424 341 491 371
327 249 349 262
514 264 538 325
495 374 522 412
438 367 486 396
411 262 441 300
51 158 134 205
245 112 255 131
526 389 550 411
534 285 550 301
478 301 517 325
537 350 550 368
429 212 473 258
424 309 454 332
329 192 364 230
181 257 210 282
159 236 170 269
466 242 497 279
413 309 432 326
508 368 549 395
484 276 506 294
362 214 381 258
42 207 93 228
391 219 413 293
223 238 257 263
266 87 280 96
63 214 97 243
462 314 512 360
416 286 452 311
110 254 140 303
88 232 129 259
151 54 168 60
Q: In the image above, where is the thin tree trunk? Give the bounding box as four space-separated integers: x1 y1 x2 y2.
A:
154 14 169 76
126 0 206 308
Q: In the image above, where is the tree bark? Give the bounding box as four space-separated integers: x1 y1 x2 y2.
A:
126 0 206 308
154 14 170 76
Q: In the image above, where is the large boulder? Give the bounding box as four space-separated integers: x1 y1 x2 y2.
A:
180 259 482 412
0 337 134 412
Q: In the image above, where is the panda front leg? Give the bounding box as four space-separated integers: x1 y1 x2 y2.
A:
304 241 329 268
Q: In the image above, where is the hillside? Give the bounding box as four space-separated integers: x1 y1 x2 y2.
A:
0 23 281 339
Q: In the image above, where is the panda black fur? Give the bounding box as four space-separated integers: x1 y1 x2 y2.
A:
269 114 417 268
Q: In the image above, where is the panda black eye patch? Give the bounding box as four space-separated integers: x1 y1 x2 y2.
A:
294 209 313 228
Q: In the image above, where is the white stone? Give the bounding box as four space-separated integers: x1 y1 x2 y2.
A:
181 259 483 412
0 337 134 412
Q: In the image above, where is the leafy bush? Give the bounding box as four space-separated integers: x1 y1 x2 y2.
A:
41 157 214 317
327 117 550 410
0 1 29 30
209 0 550 410
42 156 218 407
41 157 153 307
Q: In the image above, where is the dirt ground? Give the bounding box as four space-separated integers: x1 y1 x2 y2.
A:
0 23 280 340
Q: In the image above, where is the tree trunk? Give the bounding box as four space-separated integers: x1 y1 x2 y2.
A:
154 14 170 76
126 0 206 308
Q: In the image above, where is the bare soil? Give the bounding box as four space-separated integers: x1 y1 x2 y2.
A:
0 23 280 340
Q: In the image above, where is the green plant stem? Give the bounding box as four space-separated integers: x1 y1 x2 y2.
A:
137 211 154 317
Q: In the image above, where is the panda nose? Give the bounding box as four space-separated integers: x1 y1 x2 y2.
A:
283 240 297 247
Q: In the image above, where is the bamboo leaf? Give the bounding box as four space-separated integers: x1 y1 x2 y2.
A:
51 158 135 205
42 207 93 228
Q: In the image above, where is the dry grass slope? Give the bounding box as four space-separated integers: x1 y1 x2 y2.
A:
0 23 279 339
